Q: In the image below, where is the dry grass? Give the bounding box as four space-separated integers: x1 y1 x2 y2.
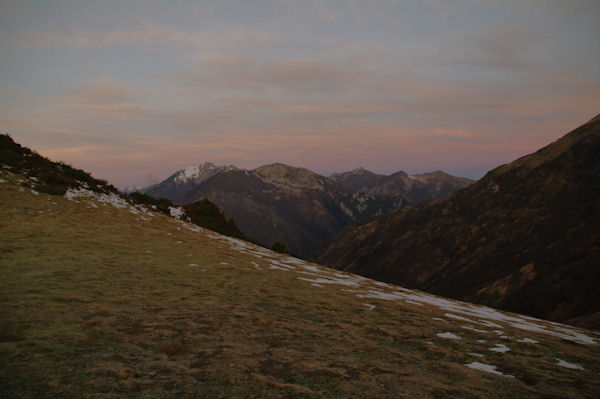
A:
1 169 599 398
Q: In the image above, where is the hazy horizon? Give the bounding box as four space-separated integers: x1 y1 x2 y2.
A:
1 0 599 187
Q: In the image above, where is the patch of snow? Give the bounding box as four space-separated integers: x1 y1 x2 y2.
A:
517 337 538 344
189 263 198 267
145 250 152 253
31 189 39 195
437 332 461 340
462 325 488 334
220 262 229 265
478 320 503 329
269 260 296 270
555 358 584 370
493 330 504 335
0 178 6 183
489 343 510 353
469 353 484 358
363 303 376 311
445 313 474 322
298 276 360 287
311 283 324 287
477 339 487 343
250 261 262 270
464 362 513 377
64 188 152 216
406 300 424 306
169 206 185 219
302 264 321 273
432 317 446 322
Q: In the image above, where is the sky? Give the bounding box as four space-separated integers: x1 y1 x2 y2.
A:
1 0 599 188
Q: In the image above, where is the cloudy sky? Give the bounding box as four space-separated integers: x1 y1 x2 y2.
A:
1 0 599 188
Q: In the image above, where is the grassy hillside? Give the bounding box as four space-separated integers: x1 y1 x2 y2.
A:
1 162 600 397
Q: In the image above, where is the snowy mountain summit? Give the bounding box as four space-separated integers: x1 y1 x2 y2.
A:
173 162 239 185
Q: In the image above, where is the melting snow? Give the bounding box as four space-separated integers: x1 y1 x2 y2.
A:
298 276 360 287
462 325 488 334
445 313 474 322
489 343 510 353
517 337 538 344
555 358 584 370
169 206 185 219
250 261 263 270
464 362 513 377
437 332 462 340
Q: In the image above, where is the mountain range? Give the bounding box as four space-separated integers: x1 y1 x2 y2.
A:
316 114 600 330
331 168 474 204
142 163 471 257
2 134 599 397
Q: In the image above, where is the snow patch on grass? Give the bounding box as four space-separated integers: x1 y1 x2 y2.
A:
437 332 461 340
489 343 510 353
517 337 538 344
462 325 488 334
555 358 584 370
465 362 513 377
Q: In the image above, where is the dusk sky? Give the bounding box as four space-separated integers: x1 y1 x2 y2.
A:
1 0 599 188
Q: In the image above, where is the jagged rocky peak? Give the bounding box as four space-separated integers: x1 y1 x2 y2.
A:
174 162 238 184
252 163 329 191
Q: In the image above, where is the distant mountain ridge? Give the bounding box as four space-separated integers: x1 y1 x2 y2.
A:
315 114 600 329
330 168 474 203
144 162 428 257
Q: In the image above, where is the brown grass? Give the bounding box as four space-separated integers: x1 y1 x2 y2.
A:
1 169 600 398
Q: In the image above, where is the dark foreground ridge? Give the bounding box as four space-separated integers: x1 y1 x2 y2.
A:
316 114 600 330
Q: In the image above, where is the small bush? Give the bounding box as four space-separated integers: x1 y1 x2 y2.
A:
271 241 290 254
35 183 67 196
183 199 246 240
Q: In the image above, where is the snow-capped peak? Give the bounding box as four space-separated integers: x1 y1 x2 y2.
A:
173 162 239 184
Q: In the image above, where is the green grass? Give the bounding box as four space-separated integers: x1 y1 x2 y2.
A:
1 168 600 398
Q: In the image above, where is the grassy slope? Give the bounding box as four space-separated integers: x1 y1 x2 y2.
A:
1 168 600 398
